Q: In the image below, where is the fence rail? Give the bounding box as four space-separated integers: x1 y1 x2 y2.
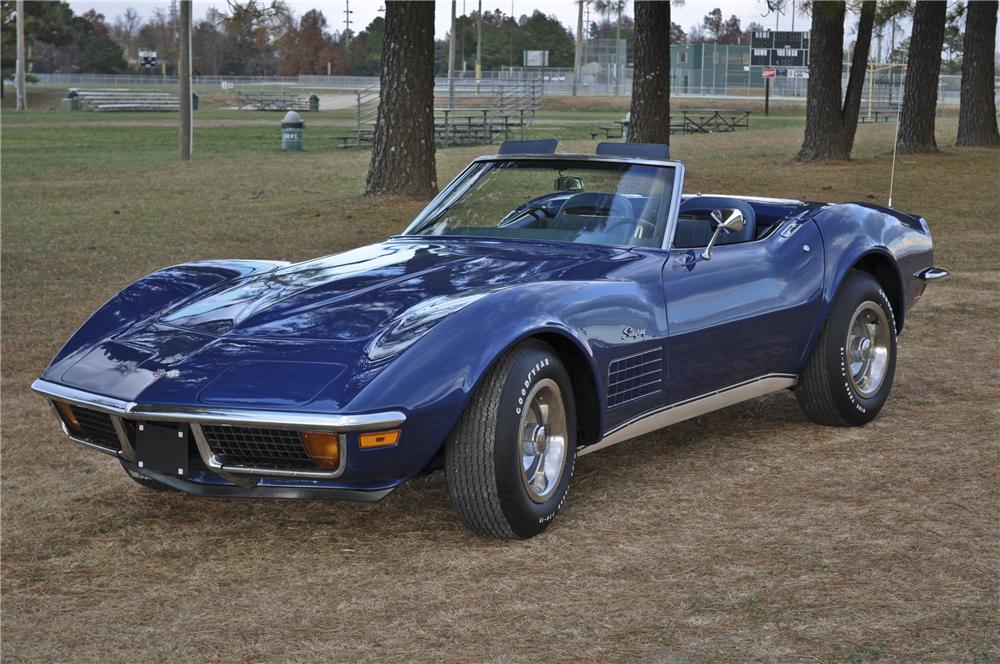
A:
31 71 998 104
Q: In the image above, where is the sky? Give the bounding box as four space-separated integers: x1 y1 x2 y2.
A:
68 0 823 40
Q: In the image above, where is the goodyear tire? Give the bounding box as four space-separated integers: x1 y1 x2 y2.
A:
446 340 576 539
796 270 897 426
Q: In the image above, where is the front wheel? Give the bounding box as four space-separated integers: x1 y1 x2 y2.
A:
446 340 576 539
796 270 897 426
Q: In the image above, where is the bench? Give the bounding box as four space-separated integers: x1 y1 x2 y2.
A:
69 88 179 112
236 91 309 111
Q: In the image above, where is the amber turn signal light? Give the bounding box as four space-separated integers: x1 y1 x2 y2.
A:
54 401 83 434
300 432 341 468
359 429 400 449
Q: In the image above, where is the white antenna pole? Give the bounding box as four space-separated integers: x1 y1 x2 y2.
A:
887 95 903 208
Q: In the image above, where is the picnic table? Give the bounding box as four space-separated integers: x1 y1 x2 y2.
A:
679 109 751 133
435 108 528 146
858 108 899 123
591 123 625 140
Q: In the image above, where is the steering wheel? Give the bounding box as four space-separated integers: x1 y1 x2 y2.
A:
557 192 634 220
603 217 658 242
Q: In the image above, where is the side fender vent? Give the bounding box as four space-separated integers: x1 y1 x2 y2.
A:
608 349 664 408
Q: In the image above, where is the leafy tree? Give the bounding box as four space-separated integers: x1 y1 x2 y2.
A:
669 22 686 45
699 8 742 44
1 0 75 93
349 17 385 75
277 9 338 75
217 0 292 75
942 2 965 74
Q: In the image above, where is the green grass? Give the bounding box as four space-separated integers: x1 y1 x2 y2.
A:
2 110 998 663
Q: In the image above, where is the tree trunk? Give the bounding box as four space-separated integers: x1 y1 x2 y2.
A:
628 0 671 145
898 0 946 154
797 2 847 161
364 1 437 197
956 0 999 147
839 1 876 156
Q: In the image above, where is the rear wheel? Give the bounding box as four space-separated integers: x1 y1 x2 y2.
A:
796 270 897 426
446 340 576 539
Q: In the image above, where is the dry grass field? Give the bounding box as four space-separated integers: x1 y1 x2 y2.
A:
2 109 998 663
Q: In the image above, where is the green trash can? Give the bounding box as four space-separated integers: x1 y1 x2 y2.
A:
192 92 199 111
281 111 305 151
308 94 319 112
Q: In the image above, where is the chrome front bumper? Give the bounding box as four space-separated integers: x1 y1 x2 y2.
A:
31 378 406 482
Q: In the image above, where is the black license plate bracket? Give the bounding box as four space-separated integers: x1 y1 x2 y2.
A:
135 422 189 477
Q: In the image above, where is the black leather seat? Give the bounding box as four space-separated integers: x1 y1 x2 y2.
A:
674 196 757 248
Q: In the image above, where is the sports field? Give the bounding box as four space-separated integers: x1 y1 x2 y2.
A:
2 100 997 663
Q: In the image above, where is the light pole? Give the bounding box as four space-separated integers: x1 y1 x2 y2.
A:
476 0 482 88
448 0 456 108
179 0 192 161
573 0 583 96
15 0 26 111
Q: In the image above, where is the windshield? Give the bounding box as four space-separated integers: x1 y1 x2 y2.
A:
405 159 676 248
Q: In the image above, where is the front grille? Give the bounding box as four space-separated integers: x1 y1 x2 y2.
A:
69 405 121 451
608 349 664 408
201 425 316 469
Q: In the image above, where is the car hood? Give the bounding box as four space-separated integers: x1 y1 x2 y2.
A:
50 238 632 407
155 238 621 340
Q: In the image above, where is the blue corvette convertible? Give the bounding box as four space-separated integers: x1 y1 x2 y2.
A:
33 140 948 538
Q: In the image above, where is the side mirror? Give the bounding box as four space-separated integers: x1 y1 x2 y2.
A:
702 209 746 260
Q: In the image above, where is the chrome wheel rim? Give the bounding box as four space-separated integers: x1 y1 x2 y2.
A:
518 378 568 503
846 301 892 398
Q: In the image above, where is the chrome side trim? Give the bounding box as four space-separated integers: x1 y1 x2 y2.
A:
31 379 406 432
580 373 798 456
916 266 949 281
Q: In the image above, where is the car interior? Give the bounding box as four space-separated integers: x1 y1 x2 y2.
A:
673 194 811 248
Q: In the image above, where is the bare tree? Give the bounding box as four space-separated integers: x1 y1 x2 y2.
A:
796 1 876 161
956 0 999 147
112 7 142 62
897 0 946 154
364 1 436 197
628 0 670 145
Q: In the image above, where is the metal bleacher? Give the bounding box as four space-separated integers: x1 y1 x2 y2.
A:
70 88 179 112
336 79 543 149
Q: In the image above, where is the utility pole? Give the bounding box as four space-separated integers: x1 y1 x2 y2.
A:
344 0 353 43
179 0 192 161
573 0 583 96
615 1 623 96
15 0 26 111
476 0 482 88
448 0 456 108
791 0 795 31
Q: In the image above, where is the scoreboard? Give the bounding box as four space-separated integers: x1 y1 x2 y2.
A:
750 31 809 67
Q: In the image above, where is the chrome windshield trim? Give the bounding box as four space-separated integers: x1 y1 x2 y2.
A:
580 373 798 456
31 379 406 432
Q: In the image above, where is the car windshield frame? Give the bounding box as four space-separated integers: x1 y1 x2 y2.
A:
402 155 684 250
